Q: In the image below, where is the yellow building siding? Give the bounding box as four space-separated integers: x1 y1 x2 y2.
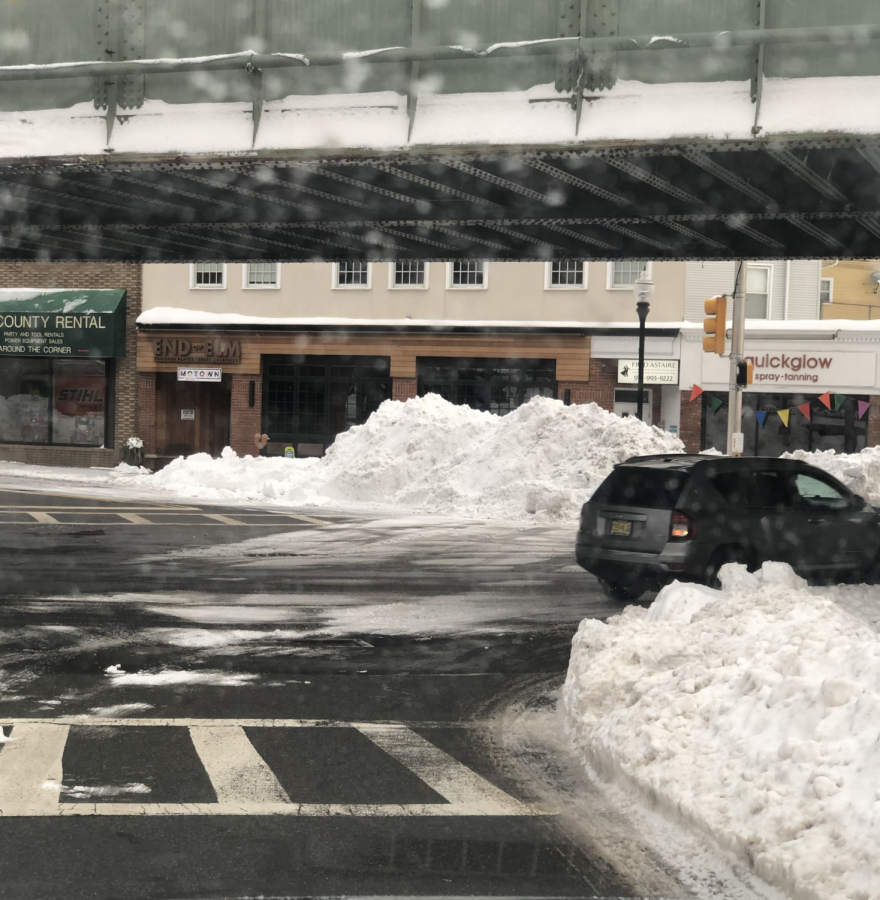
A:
821 260 880 319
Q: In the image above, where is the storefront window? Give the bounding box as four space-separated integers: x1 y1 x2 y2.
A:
702 392 868 456
0 359 106 446
418 358 556 414
264 356 390 452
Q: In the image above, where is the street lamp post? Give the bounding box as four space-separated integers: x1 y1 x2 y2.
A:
633 271 655 422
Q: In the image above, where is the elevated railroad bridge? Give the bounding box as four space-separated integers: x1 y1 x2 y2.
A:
1 0 880 262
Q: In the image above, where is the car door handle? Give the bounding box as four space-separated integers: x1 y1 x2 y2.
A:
807 517 826 524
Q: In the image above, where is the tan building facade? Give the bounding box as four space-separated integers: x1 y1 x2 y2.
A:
137 259 686 465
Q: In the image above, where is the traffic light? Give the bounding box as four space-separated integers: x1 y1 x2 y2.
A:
736 360 754 386
702 296 728 355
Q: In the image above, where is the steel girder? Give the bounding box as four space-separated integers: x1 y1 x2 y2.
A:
1 135 879 262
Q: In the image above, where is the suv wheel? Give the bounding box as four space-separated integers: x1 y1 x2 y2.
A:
598 577 646 602
705 545 751 589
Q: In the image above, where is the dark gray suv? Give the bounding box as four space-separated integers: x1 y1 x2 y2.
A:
576 454 880 600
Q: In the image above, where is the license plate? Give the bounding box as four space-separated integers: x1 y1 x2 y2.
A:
610 519 632 536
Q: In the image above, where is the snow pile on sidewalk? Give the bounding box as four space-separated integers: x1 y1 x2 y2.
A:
134 394 683 520
562 563 880 900
785 445 880 506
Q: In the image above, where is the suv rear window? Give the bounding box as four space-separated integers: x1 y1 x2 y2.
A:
591 467 688 509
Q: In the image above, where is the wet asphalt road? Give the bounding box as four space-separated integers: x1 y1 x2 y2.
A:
0 485 654 900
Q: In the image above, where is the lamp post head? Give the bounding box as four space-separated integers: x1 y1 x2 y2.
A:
633 271 655 308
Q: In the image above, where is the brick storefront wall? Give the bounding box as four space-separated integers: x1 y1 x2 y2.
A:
0 263 141 468
558 359 662 426
680 390 703 453
392 377 417 401
230 375 262 457
869 395 880 449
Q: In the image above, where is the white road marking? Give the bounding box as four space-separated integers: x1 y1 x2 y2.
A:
281 513 327 525
356 724 525 815
201 513 247 526
188 725 289 804
116 513 152 525
0 723 69 812
26 512 60 524
0 719 540 817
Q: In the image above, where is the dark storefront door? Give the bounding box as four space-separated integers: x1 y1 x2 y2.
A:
156 373 231 458
263 356 391 456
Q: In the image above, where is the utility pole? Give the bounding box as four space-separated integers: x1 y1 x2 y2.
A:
727 262 747 456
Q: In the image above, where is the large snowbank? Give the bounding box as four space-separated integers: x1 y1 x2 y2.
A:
562 563 880 900
123 394 683 520
785 446 880 507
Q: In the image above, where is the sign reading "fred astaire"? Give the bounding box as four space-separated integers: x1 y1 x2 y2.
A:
617 359 680 385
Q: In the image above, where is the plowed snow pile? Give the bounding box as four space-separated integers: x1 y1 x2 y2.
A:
562 562 880 900
140 394 683 520
785 445 880 506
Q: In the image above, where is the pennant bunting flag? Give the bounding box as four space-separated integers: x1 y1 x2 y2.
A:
797 402 812 421
755 410 768 428
710 397 724 414
689 385 704 402
858 400 871 420
777 409 790 427
833 394 847 411
818 392 832 409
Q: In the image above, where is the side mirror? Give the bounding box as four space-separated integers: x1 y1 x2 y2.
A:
852 495 867 510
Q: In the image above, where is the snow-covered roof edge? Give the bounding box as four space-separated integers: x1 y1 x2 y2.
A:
137 307 880 334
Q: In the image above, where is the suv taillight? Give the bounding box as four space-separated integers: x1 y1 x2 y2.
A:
670 511 695 540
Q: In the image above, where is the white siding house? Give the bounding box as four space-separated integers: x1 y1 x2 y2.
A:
684 260 823 322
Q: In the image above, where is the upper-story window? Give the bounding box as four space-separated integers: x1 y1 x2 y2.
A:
607 260 650 290
546 260 587 289
745 265 771 318
391 260 427 289
191 262 226 289
334 261 371 289
820 277 834 306
244 262 279 289
448 260 487 289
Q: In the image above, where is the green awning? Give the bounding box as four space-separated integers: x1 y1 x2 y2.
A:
0 289 126 359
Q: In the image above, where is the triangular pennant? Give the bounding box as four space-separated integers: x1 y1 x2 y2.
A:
689 385 704 402
818 392 832 409
833 394 846 411
797 402 812 421
777 409 790 427
755 410 768 428
858 400 870 420
710 397 724 414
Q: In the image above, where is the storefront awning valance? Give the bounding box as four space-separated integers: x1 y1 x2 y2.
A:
0 290 126 358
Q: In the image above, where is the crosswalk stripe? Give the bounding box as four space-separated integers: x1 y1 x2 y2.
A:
0 719 541 817
282 513 327 525
26 512 60 524
356 724 524 815
200 513 247 525
188 725 289 804
0 723 69 811
116 513 152 524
